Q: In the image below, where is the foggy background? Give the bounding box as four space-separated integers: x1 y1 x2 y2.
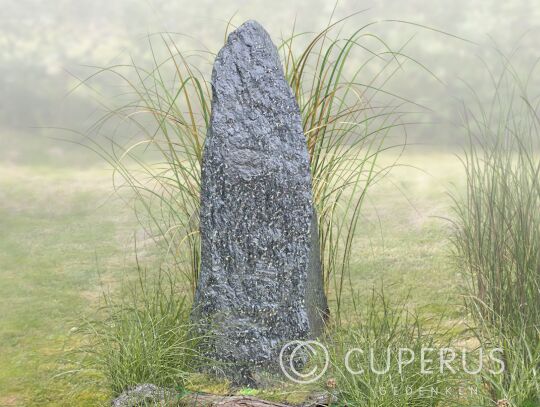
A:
1 0 539 166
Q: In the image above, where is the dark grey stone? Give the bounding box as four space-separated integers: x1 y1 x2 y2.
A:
193 20 327 385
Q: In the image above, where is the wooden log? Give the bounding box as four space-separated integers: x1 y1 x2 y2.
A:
177 392 332 406
178 394 292 406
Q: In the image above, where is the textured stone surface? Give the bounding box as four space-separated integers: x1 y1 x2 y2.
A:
193 20 327 384
111 384 176 407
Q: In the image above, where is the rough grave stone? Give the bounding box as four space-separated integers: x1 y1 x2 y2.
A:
193 20 328 385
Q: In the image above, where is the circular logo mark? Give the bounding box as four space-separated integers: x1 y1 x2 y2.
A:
279 340 329 384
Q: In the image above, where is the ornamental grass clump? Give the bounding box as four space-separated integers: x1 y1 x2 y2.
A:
451 57 540 406
83 15 418 319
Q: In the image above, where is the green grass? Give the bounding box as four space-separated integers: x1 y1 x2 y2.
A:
341 151 465 318
0 164 136 406
76 267 200 396
0 150 466 405
324 288 461 407
450 60 540 406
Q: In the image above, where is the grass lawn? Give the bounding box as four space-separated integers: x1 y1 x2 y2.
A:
345 151 466 319
0 165 136 405
0 150 466 405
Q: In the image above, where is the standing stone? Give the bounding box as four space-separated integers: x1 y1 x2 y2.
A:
193 20 327 385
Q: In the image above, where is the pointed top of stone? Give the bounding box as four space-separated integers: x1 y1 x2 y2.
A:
236 19 266 32
211 19 283 105
227 20 270 43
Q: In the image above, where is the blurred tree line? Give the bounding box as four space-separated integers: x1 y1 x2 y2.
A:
1 0 538 163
